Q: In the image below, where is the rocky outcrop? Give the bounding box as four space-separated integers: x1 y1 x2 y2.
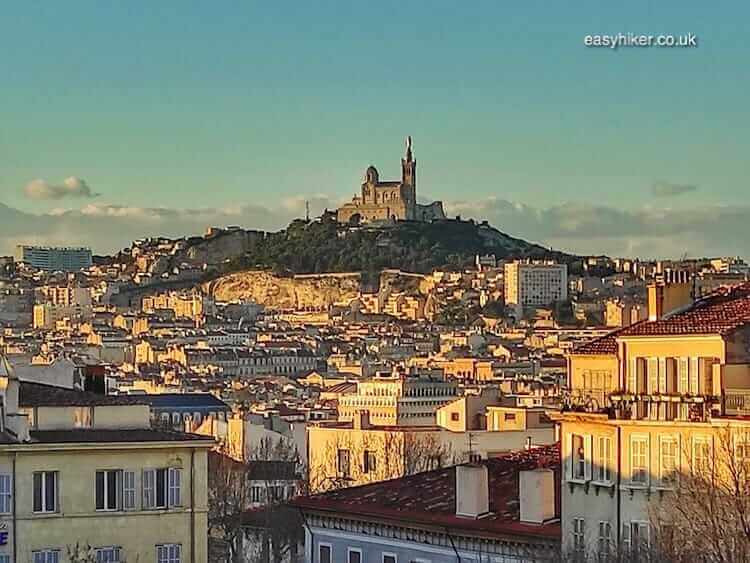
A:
204 271 362 310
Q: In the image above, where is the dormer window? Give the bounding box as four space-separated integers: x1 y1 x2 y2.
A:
73 407 93 428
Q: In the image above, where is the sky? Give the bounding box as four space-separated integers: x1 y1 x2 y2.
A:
1 1 749 259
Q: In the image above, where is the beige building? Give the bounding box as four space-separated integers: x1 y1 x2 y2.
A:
0 355 213 563
337 371 458 426
504 261 568 314
558 279 750 559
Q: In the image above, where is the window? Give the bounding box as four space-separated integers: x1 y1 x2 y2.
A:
318 544 332 563
692 436 710 475
337 449 351 478
597 521 611 561
622 521 649 557
660 436 679 485
156 544 181 563
595 436 612 483
363 450 377 474
383 554 397 563
33 471 58 513
32 552 60 563
572 518 585 554
123 471 136 510
73 406 93 428
0 555 9 563
570 434 591 481
144 468 181 509
96 470 122 511
250 485 263 503
348 548 362 563
631 436 649 485
95 547 121 563
0 474 11 514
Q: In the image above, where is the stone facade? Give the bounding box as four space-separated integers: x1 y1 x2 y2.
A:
337 137 445 224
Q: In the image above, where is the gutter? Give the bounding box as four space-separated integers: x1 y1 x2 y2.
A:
616 425 622 549
445 527 462 563
190 449 195 563
12 453 16 563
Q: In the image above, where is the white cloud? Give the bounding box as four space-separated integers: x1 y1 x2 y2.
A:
652 181 698 197
23 177 99 200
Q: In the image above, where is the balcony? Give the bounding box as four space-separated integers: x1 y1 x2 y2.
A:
609 392 717 422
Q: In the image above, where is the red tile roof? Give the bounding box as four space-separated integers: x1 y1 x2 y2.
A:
291 444 560 539
620 283 750 337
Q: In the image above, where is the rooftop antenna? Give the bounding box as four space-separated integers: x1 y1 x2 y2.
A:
305 200 310 222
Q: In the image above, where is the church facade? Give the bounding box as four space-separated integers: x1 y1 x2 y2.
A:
336 137 446 224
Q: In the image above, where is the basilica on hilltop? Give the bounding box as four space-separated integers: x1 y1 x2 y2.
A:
336 137 446 224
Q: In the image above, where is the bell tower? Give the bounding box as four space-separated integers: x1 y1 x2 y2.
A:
401 136 416 204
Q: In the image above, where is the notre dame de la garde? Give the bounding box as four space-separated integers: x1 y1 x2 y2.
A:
336 137 446 224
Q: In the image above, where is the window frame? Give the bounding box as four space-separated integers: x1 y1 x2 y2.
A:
382 553 397 563
572 517 586 554
630 435 649 486
94 546 122 563
318 543 332 563
659 435 679 487
96 469 123 512
123 470 137 510
347 547 363 563
0 473 12 514
32 471 58 514
597 521 611 561
691 435 711 475
32 551 61 563
156 544 181 563
594 436 612 484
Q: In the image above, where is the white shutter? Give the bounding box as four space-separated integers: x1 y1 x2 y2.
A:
143 469 155 509
628 358 637 393
678 358 688 394
647 358 658 394
168 468 182 507
658 358 667 393
622 522 631 551
690 357 699 394
566 432 573 481
584 435 593 481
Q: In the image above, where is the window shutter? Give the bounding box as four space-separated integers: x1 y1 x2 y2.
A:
678 358 688 394
143 469 154 509
690 357 699 394
584 435 593 481
658 358 667 393
628 358 637 394
566 432 573 480
622 522 631 551
169 468 182 507
647 358 658 394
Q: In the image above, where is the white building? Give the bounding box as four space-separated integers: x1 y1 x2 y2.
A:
504 261 568 312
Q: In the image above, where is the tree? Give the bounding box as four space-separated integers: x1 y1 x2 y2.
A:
649 425 750 563
66 544 137 563
208 448 251 563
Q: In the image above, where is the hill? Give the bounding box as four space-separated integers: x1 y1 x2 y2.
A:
209 213 575 276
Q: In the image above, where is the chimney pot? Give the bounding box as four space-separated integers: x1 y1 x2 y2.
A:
519 469 556 524
455 464 489 518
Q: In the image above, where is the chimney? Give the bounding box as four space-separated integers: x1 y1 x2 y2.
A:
648 272 695 321
455 464 489 518
519 469 556 524
353 410 371 430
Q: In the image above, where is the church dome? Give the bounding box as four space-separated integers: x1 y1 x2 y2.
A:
364 166 379 184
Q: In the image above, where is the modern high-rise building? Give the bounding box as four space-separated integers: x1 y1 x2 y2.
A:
15 245 93 272
504 261 568 311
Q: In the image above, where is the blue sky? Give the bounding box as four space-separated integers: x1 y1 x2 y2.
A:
1 1 748 258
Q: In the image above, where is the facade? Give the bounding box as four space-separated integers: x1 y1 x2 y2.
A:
15 245 93 272
558 279 750 560
0 355 213 562
296 445 561 563
336 137 445 224
140 393 231 429
337 372 459 426
504 261 568 312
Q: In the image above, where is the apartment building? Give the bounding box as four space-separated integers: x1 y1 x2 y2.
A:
0 355 213 562
504 261 568 313
15 246 92 272
558 279 750 560
337 371 458 426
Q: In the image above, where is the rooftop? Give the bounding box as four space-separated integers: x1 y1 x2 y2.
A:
27 429 214 445
19 382 148 408
292 444 560 539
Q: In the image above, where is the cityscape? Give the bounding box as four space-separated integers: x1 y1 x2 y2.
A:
2 2 748 563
